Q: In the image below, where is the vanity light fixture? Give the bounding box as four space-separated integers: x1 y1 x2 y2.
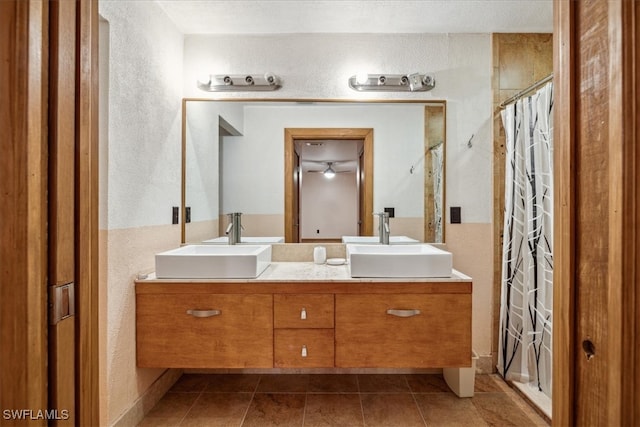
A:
348 73 436 92
197 73 281 91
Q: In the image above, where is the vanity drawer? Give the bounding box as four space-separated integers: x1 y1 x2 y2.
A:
274 294 334 329
335 294 471 368
136 293 273 368
274 329 335 368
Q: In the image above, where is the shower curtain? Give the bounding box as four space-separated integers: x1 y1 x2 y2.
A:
431 144 444 243
498 82 553 397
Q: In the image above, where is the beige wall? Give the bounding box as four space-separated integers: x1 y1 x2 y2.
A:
446 224 494 365
218 214 285 239
491 33 553 366
184 220 219 244
102 225 181 425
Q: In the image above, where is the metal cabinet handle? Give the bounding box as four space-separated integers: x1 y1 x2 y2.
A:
186 309 221 318
300 307 307 320
301 345 308 358
386 309 421 317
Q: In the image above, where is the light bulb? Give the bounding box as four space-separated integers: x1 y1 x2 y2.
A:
355 72 369 85
324 166 336 179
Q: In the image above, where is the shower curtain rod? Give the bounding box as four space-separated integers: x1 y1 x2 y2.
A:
498 73 553 108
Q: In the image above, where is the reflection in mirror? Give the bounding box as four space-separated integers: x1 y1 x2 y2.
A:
182 100 446 245
424 104 445 243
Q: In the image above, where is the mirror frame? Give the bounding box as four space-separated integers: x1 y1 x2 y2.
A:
181 98 446 244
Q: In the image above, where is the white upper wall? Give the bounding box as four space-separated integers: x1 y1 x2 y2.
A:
183 33 492 222
185 102 220 223
100 0 184 230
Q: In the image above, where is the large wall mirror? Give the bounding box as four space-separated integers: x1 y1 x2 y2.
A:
182 100 445 244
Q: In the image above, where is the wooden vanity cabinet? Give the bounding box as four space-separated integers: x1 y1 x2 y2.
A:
136 293 273 368
135 280 472 370
335 294 472 368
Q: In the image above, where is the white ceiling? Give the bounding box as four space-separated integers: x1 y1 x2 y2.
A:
155 0 553 35
295 139 361 172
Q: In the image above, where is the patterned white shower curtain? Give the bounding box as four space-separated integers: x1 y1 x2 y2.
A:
431 144 444 243
498 82 554 397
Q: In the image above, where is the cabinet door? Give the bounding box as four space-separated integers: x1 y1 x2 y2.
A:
136 294 273 368
335 294 471 368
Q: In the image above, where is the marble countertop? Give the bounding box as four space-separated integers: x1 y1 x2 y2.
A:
142 261 472 283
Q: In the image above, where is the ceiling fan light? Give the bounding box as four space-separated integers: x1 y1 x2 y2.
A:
323 165 336 178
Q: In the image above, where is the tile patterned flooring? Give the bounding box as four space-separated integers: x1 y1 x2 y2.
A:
138 373 550 426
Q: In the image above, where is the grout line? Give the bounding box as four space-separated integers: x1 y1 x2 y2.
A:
176 390 203 427
238 374 261 426
404 373 429 425
402 374 412 393
355 376 367 427
410 390 429 427
301 392 308 427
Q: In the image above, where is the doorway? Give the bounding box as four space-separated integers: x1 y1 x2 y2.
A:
284 128 373 243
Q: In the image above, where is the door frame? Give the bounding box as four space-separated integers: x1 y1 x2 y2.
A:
553 0 639 424
0 0 49 415
0 0 100 424
284 128 373 243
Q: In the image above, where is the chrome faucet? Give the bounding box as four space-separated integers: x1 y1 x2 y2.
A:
374 212 390 245
225 212 243 245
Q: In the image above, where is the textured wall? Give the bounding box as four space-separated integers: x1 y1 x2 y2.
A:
101 2 184 230
98 1 184 425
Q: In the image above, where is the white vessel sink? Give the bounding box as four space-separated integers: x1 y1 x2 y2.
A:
341 235 420 244
347 244 452 278
155 245 271 279
202 236 285 244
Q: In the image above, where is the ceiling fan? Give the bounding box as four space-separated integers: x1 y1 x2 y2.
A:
304 161 354 178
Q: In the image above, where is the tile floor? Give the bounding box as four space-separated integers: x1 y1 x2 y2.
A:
138 373 550 426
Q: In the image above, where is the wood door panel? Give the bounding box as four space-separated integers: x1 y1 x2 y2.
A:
555 0 639 424
335 294 471 368
49 0 77 425
574 1 610 424
0 0 49 414
136 294 273 368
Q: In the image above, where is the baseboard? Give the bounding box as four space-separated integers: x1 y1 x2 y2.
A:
111 369 183 427
475 354 495 374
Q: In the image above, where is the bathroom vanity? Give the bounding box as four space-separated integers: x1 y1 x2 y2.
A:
135 262 472 371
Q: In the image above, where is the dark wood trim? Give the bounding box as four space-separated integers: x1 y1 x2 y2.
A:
607 0 638 424
76 0 100 424
49 0 78 422
0 0 49 415
181 99 187 244
552 0 576 425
